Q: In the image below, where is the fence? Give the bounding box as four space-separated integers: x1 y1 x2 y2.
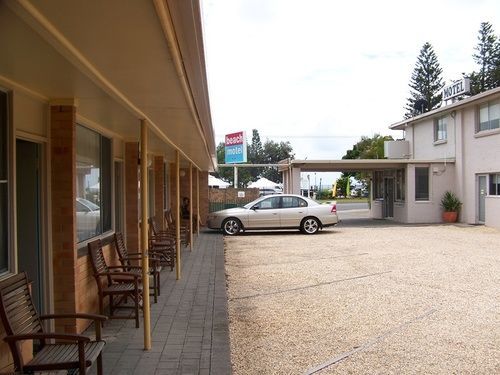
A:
208 187 260 212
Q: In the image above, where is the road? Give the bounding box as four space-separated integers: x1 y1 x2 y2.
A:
336 202 368 211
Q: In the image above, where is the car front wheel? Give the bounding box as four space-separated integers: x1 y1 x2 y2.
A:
222 218 242 235
301 217 320 234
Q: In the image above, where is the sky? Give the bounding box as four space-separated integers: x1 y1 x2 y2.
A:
200 0 500 186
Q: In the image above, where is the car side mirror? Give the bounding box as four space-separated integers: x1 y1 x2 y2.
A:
251 206 258 210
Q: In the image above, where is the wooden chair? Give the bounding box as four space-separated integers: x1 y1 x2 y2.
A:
148 218 177 271
113 232 162 302
164 209 190 246
87 239 142 328
0 272 107 374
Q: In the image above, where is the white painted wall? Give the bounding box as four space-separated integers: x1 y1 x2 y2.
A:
411 114 456 160
405 163 456 223
13 90 47 137
485 197 500 229
459 101 500 225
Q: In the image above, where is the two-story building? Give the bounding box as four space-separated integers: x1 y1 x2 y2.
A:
380 86 500 228
280 86 500 230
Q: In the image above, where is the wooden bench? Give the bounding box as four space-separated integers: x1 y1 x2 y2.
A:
0 272 106 374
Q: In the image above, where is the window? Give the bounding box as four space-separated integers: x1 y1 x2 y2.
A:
489 174 500 195
76 125 111 242
434 116 447 141
415 167 429 201
148 167 154 218
478 100 500 132
373 171 383 199
254 196 281 209
282 196 307 208
114 161 123 233
0 91 8 273
163 162 169 210
395 169 405 201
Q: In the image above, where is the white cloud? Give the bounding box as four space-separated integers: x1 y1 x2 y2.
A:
202 0 500 185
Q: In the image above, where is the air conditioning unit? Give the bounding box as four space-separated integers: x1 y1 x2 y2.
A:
384 140 410 159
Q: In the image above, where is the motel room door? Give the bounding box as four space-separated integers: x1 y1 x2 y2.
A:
478 175 487 223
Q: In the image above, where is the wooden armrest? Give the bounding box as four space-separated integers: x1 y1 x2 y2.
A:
95 271 139 279
123 255 161 263
40 313 108 322
115 265 142 270
39 314 107 340
4 332 90 343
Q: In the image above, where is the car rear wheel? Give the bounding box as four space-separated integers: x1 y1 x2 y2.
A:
222 218 242 235
301 217 320 234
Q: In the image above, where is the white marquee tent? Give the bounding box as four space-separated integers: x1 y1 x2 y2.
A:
247 177 282 191
208 174 230 188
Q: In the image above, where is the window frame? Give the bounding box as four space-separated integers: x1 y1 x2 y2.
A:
477 100 500 133
415 166 430 201
373 171 383 199
395 169 405 202
0 89 10 275
434 116 447 142
489 173 500 196
75 124 112 243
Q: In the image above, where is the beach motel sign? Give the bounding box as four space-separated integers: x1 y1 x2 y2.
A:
224 131 247 163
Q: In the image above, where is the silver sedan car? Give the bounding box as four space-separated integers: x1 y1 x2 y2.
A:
207 194 338 235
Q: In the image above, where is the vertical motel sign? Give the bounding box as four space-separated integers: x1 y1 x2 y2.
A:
224 131 247 163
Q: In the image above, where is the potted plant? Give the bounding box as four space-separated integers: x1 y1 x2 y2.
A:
440 191 462 223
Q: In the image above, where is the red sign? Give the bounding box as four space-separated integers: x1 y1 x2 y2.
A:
225 132 244 146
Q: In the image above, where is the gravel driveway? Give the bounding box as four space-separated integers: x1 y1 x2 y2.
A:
224 222 500 374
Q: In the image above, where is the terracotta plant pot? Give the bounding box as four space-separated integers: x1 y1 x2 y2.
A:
442 211 458 223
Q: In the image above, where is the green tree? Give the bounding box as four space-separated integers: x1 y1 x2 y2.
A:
341 134 394 192
405 42 444 118
469 22 500 93
247 129 264 180
334 175 351 197
261 139 294 183
215 130 295 187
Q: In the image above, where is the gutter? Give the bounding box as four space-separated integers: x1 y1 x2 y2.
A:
153 0 217 172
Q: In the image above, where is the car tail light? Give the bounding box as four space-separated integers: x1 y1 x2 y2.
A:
331 203 337 213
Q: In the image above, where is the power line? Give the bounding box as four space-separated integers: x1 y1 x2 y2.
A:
215 134 362 139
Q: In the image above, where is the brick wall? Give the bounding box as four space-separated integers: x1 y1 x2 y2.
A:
50 105 78 333
209 187 260 202
199 172 209 225
154 156 165 230
74 243 120 332
125 142 139 251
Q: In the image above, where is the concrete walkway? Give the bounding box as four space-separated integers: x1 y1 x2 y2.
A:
91 230 231 375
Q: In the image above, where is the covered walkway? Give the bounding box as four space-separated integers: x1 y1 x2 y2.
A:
90 231 231 375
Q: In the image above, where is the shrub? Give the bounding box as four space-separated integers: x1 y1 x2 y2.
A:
440 191 462 212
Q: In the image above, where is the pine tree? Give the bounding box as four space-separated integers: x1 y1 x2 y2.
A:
405 42 444 118
470 22 500 93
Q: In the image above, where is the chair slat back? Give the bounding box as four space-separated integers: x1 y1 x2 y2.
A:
165 209 174 226
114 232 130 266
0 272 43 336
148 217 159 237
88 240 110 286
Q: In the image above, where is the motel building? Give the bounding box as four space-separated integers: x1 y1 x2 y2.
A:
0 0 217 370
281 84 500 230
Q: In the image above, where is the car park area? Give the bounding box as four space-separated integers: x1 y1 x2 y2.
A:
224 222 500 374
